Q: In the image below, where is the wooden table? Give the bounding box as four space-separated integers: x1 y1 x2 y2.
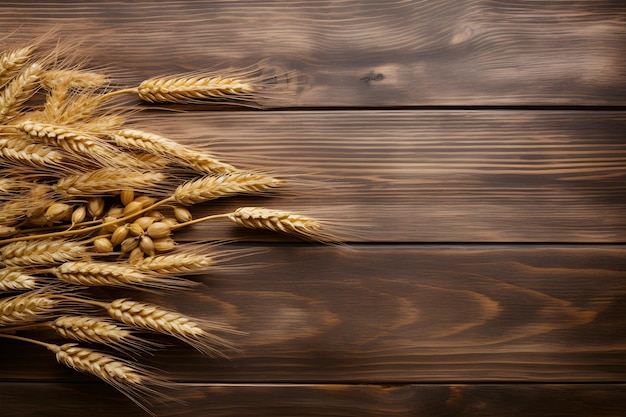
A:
1 1 625 415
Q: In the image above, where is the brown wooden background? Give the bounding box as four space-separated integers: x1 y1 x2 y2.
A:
1 1 626 416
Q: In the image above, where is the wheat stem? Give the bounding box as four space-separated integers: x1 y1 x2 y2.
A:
0 332 52 348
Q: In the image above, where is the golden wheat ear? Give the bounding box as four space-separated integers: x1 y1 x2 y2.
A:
49 342 178 415
50 315 163 354
105 298 242 358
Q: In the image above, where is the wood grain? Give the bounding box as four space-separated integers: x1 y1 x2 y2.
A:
2 383 626 417
2 245 625 382
0 0 624 106
126 110 625 243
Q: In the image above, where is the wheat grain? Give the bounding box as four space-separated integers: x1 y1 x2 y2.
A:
1 238 87 266
106 298 238 357
0 46 34 88
130 253 214 275
228 206 323 239
0 267 39 291
113 129 235 174
173 172 283 205
50 342 173 415
0 289 62 325
0 62 43 122
52 261 195 290
136 74 254 104
55 167 166 196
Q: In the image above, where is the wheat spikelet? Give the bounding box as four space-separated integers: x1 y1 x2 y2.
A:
113 129 235 174
0 46 34 88
228 206 323 239
130 253 214 275
0 289 61 325
174 171 283 205
106 298 238 357
0 267 39 291
136 74 254 103
53 261 195 290
1 238 87 267
55 167 166 196
50 342 173 415
0 135 64 166
17 120 120 159
51 316 159 353
0 62 43 122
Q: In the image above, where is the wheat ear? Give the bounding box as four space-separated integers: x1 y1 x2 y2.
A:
52 261 196 290
134 74 255 103
0 289 62 326
113 129 235 174
55 167 166 196
106 298 240 357
0 46 34 88
228 206 324 239
51 315 160 353
130 252 215 275
17 120 120 159
174 172 283 205
0 267 40 291
0 62 43 122
50 342 174 415
0 238 87 267
0 136 64 166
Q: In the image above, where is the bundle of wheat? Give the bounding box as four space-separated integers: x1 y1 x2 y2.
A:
0 39 329 415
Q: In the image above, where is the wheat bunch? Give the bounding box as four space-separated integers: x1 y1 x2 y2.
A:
0 38 332 416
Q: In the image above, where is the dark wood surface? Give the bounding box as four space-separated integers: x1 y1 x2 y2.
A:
1 1 625 416
3 383 626 417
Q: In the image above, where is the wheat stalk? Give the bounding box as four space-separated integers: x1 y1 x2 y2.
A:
1 238 87 267
174 171 283 205
113 129 235 174
52 261 195 290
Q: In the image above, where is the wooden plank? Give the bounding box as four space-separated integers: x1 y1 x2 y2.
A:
2 245 625 382
1 1 624 106
2 383 626 417
118 110 624 242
